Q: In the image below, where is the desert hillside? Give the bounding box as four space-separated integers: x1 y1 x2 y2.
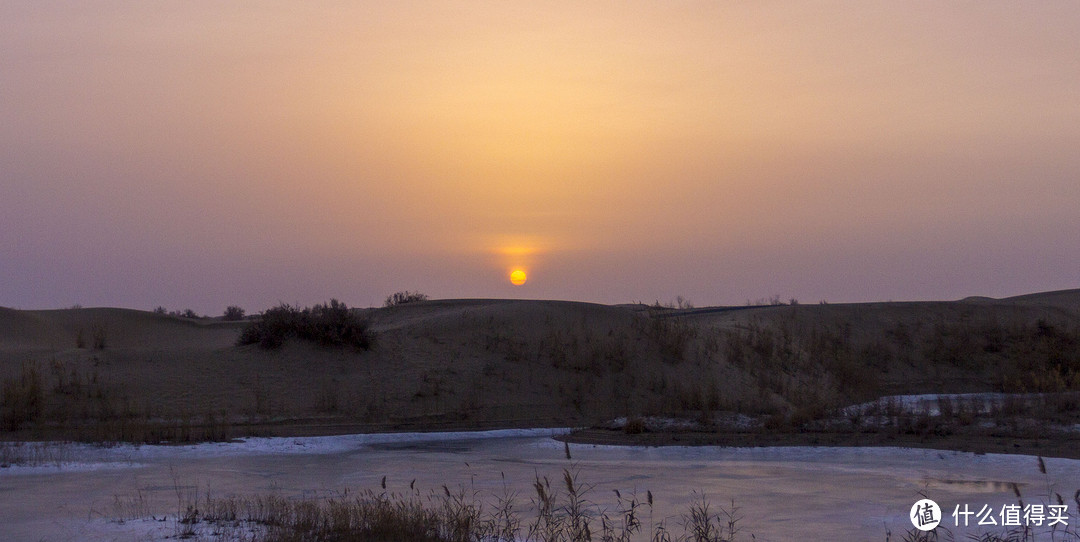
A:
1 290 1079 441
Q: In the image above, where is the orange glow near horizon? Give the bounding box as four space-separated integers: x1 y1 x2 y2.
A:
498 246 537 257
495 244 537 288
3 4 1079 311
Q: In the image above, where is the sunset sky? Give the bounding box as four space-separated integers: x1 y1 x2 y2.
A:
3 2 1079 314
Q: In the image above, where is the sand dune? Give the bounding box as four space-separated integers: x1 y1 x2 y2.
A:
1 290 1078 441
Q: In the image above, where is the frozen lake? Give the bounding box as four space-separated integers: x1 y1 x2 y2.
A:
2 429 1079 541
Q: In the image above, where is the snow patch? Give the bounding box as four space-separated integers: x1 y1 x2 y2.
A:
843 392 1049 417
0 428 573 475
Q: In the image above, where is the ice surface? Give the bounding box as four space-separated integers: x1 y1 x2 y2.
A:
2 428 1077 541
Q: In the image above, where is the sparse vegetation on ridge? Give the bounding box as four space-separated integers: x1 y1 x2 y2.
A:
3 292 1080 453
385 290 429 307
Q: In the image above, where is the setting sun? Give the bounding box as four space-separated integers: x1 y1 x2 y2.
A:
509 269 527 286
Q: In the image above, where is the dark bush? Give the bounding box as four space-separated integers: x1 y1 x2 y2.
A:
306 299 373 348
223 305 246 321
384 290 429 307
171 309 202 319
238 304 301 349
238 300 373 350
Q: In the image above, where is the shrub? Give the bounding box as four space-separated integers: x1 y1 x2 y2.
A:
239 304 301 349
384 290 429 307
223 305 246 321
304 299 373 348
238 300 373 350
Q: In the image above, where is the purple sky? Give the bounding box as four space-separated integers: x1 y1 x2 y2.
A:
2 2 1078 314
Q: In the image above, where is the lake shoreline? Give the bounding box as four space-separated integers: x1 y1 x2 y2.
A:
561 427 1080 460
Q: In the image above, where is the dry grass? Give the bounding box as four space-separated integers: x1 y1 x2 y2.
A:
129 468 747 542
0 440 68 467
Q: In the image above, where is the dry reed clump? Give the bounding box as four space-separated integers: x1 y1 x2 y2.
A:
100 453 1080 542
136 468 746 542
0 441 68 468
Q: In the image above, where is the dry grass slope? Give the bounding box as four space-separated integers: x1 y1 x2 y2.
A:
1 289 1078 444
